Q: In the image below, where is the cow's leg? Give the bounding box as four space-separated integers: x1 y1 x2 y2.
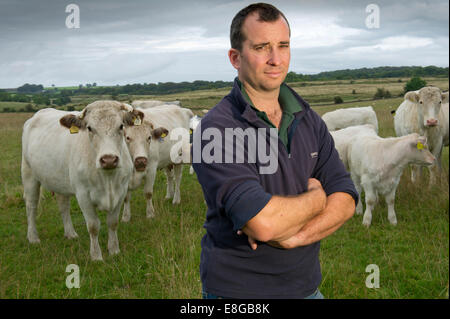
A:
352 174 363 215
55 194 78 239
22 160 41 243
121 191 131 222
144 162 158 218
411 164 422 183
164 166 175 199
429 144 443 186
385 189 397 226
107 205 121 256
76 195 102 261
362 183 376 227
172 164 183 205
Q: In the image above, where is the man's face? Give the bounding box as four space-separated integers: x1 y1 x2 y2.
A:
230 13 291 93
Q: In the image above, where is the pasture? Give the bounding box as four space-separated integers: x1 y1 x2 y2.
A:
0 78 448 299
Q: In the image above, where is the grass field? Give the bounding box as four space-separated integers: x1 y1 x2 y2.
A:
0 79 448 299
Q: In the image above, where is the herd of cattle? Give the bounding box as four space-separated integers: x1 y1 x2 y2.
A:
20 86 448 260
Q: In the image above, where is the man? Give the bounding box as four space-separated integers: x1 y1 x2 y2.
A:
192 3 358 299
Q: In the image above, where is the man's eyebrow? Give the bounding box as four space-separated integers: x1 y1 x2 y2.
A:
252 42 270 47
279 41 290 45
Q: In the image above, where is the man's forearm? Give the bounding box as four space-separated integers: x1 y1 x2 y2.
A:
242 179 327 243
268 192 355 249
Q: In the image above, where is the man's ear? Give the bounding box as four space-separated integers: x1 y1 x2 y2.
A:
405 91 419 103
152 127 169 139
228 48 241 70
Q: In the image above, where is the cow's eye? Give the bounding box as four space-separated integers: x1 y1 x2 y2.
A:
87 126 92 132
419 101 423 104
148 136 152 142
126 136 131 141
119 124 124 130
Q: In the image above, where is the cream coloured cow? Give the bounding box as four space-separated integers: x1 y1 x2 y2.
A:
330 124 378 171
394 87 449 184
131 100 181 108
322 106 379 133
348 133 435 227
121 105 193 222
21 101 143 261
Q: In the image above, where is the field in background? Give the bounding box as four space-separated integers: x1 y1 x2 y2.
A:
0 78 448 299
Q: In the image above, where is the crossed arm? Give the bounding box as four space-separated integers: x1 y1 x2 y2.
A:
240 178 356 250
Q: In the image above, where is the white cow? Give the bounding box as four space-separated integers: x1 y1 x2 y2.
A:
189 115 202 174
394 87 449 184
348 133 435 227
322 106 379 133
131 100 181 108
330 124 378 171
22 101 143 260
121 105 194 222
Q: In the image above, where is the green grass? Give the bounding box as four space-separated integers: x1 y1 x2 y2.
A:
0 79 448 299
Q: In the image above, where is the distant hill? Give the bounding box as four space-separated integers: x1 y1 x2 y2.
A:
1 65 448 97
286 65 449 82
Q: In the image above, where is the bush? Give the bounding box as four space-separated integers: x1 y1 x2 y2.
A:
352 89 356 94
334 96 343 104
374 88 392 99
404 77 427 93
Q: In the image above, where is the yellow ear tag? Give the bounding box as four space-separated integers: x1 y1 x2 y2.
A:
161 132 167 138
69 125 79 134
189 129 193 135
417 142 424 150
133 117 142 126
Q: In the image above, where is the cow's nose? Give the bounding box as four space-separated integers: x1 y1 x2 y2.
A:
100 154 119 169
134 156 148 171
426 119 438 126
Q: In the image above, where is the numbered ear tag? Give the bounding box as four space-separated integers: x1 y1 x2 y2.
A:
69 125 79 134
161 132 167 138
133 117 142 126
417 141 424 150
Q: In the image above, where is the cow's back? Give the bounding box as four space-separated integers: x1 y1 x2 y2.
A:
394 99 422 137
142 107 193 167
22 108 81 194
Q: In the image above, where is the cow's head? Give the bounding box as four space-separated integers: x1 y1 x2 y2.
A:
405 87 446 127
123 118 169 172
407 133 435 166
59 101 144 170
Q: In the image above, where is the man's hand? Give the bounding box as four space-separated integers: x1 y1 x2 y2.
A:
238 178 327 250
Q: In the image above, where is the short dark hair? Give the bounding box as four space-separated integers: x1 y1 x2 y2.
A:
230 3 290 51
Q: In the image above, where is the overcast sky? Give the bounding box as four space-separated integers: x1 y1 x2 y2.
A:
0 0 448 88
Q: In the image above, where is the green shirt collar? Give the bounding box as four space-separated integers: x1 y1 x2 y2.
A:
237 78 302 149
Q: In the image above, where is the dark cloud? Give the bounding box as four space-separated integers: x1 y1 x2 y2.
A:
0 0 448 88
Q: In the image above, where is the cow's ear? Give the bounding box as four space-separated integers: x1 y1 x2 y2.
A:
124 109 145 126
60 114 85 132
405 91 419 103
152 127 169 139
442 91 449 104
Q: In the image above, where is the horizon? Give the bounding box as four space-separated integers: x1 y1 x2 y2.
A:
2 65 448 90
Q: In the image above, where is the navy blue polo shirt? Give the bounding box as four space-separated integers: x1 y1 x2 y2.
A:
192 77 358 299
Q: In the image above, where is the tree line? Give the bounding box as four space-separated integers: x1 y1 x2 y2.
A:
1 66 448 100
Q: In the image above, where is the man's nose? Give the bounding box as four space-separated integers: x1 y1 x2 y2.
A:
268 47 282 66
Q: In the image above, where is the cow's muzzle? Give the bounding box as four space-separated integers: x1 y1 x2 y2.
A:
100 154 119 169
134 157 148 172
